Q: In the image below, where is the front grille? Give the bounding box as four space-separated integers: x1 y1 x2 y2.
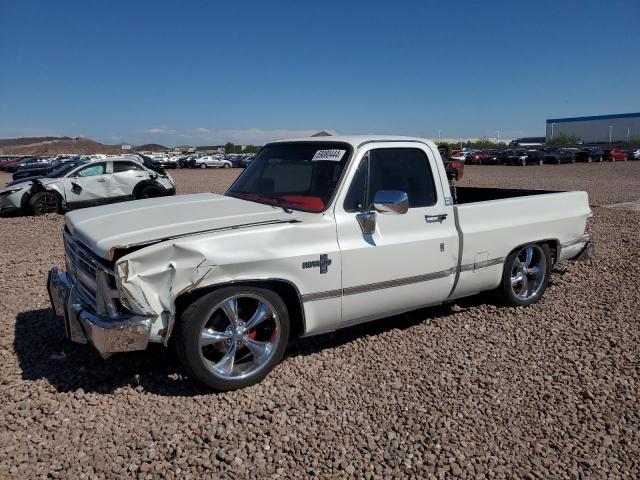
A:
64 229 115 311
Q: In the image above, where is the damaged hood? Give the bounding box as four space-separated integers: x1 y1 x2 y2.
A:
65 193 298 260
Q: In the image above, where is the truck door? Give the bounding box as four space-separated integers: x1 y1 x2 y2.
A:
111 160 147 199
334 143 459 325
62 162 110 208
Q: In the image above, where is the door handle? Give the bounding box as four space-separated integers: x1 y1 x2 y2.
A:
425 214 448 223
96 179 106 182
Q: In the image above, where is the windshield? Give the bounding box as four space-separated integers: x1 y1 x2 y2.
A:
226 142 352 213
51 160 86 178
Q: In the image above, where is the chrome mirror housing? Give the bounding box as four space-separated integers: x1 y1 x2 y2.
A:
372 190 409 215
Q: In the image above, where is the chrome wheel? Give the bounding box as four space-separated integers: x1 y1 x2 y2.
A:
199 294 280 381
510 245 547 300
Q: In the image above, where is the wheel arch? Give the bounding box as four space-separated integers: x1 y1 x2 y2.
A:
173 278 306 340
22 184 64 212
132 179 164 199
503 238 558 268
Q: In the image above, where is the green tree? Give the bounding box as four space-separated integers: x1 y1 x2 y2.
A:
224 142 235 154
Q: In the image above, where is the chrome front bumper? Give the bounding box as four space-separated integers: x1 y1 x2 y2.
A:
47 267 152 358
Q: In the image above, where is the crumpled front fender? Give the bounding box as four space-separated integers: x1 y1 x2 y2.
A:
116 242 217 343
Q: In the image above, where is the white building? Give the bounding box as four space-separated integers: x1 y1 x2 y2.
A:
546 113 640 143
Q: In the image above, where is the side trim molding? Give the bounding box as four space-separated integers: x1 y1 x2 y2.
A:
302 256 505 303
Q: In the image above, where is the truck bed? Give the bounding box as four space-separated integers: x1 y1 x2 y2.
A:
448 188 591 300
455 186 559 204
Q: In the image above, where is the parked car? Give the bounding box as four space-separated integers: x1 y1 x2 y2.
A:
466 151 491 165
195 155 232 169
177 155 197 168
47 136 593 391
507 149 545 166
5 158 88 188
0 157 24 171
5 157 48 173
484 150 513 165
544 148 576 164
451 150 476 163
575 147 604 163
0 156 175 216
238 155 255 168
604 149 628 162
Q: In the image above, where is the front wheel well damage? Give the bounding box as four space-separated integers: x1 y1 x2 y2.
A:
173 279 305 340
22 185 63 212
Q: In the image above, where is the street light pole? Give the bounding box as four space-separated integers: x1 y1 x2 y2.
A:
609 125 613 144
496 130 500 144
551 123 556 140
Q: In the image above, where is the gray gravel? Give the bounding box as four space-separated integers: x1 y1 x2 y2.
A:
0 163 639 479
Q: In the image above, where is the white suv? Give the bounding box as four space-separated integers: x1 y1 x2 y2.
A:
0 156 176 216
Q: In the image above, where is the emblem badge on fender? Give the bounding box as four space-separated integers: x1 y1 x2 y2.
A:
302 254 332 274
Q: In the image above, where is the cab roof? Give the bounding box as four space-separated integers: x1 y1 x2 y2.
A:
270 135 437 150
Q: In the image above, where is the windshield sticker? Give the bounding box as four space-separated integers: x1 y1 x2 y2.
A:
312 149 346 162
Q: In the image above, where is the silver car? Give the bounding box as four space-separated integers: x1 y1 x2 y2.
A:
0 156 176 216
194 155 232 169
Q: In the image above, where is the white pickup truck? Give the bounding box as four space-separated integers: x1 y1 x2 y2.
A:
48 136 593 391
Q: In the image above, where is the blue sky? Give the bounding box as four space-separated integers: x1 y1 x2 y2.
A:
1 0 639 146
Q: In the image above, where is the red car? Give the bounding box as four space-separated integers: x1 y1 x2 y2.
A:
467 151 491 165
0 157 25 171
605 149 628 162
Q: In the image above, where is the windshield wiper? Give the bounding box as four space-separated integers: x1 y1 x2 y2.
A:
271 197 293 213
231 191 293 213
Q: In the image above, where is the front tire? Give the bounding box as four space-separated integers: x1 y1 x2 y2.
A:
29 191 60 215
497 243 552 307
137 185 163 199
223 163 230 169
175 287 290 391
200 163 207 169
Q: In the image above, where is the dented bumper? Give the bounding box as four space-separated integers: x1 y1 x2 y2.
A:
47 267 153 358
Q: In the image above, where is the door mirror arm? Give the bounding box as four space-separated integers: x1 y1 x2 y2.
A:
355 190 408 235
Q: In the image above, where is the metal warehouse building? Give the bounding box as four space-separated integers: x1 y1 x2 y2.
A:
546 112 640 143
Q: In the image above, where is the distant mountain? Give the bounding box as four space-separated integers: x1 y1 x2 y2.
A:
0 136 124 155
134 143 169 152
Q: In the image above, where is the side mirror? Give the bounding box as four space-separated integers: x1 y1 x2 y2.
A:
356 190 408 235
372 190 409 215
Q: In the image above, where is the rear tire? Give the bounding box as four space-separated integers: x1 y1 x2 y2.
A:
497 243 552 307
174 286 290 391
223 163 230 169
29 191 60 215
200 163 207 169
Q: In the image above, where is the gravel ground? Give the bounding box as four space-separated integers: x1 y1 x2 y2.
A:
0 163 639 479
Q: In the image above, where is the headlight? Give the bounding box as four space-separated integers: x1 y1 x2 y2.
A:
0 188 24 197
